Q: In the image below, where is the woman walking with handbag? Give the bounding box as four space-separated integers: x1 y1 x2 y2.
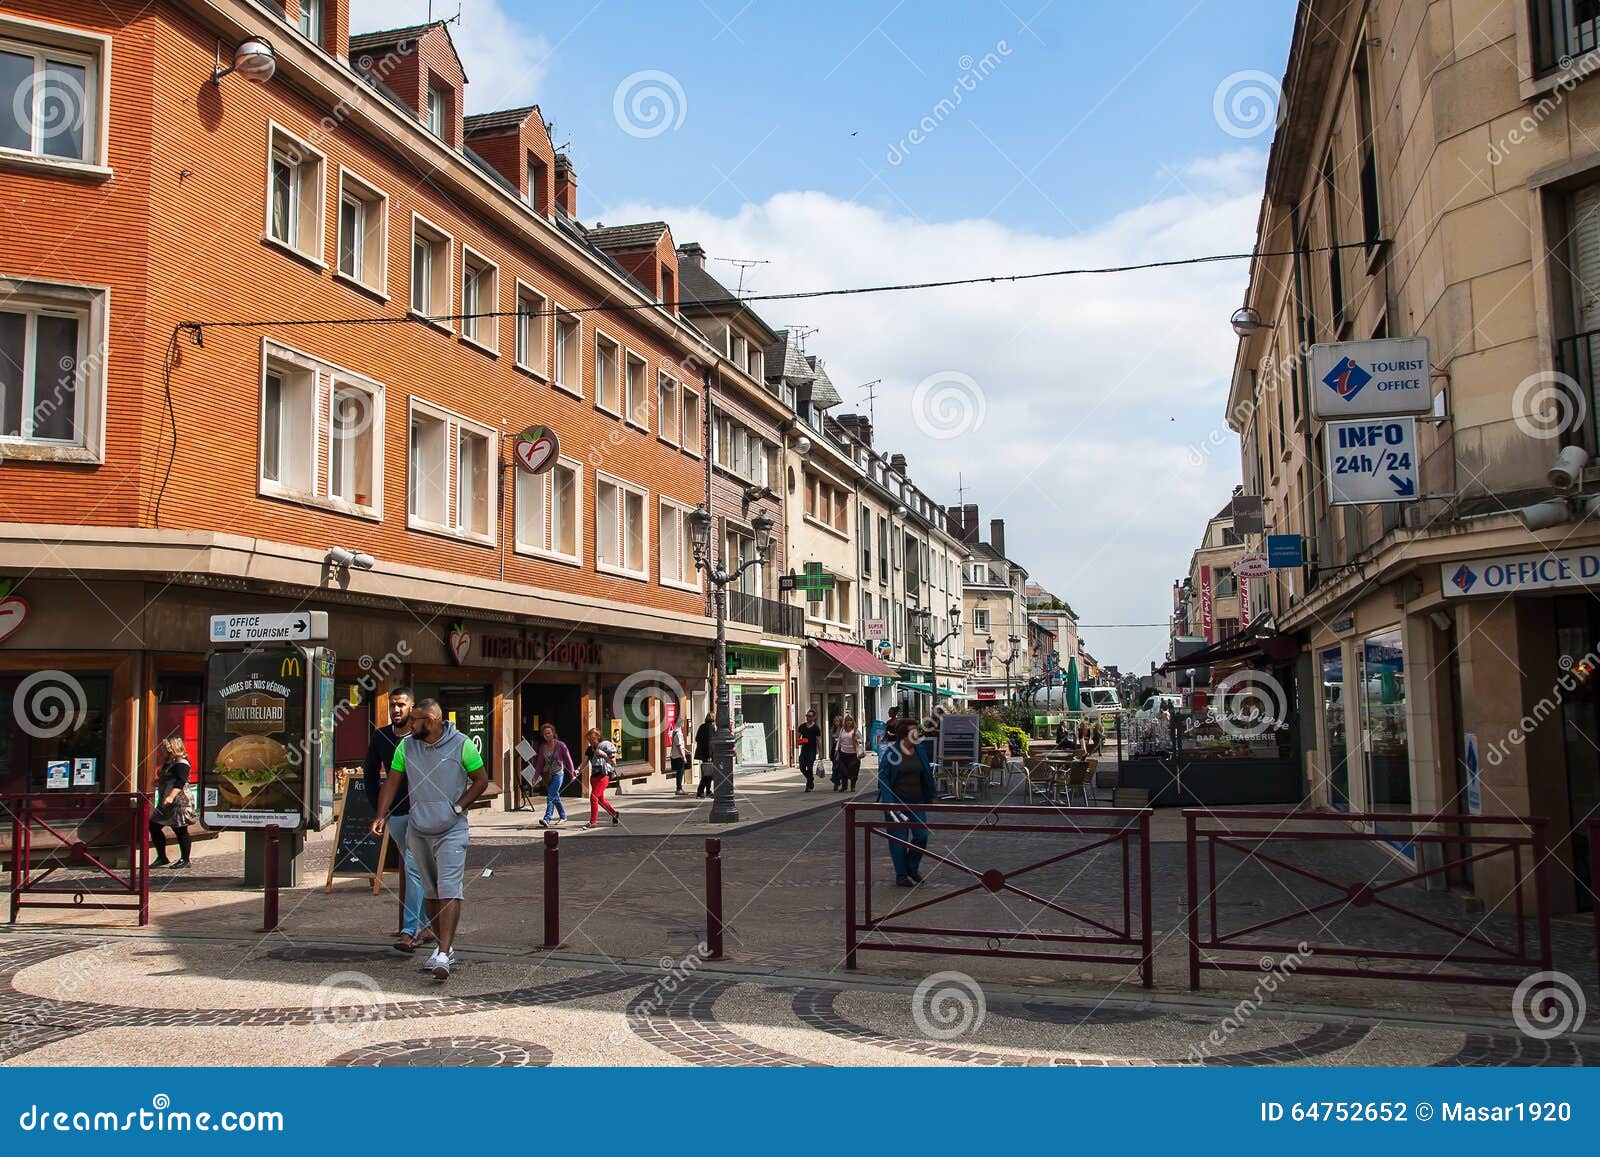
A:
835 714 864 792
531 723 575 828
583 727 622 828
668 716 690 794
149 737 197 868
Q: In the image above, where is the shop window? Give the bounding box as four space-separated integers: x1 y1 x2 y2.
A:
601 680 650 765
1320 647 1349 811
1360 627 1412 846
0 671 110 794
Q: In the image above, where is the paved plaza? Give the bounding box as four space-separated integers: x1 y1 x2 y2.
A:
3 765 1598 1067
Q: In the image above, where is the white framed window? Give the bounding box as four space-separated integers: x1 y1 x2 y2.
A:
729 332 748 367
335 168 387 295
659 497 700 591
299 0 324 42
259 340 385 517
552 307 581 396
426 80 447 136
972 608 990 632
657 372 680 446
0 277 107 463
409 214 453 329
408 398 496 543
747 345 764 381
596 472 648 579
0 22 106 171
680 385 701 457
624 350 648 430
514 281 548 376
265 124 325 263
594 331 622 415
515 456 581 564
460 247 499 353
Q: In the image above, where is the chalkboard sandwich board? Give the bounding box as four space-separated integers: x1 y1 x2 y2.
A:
323 783 397 894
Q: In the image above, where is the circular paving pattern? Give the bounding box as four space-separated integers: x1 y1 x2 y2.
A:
328 1036 553 1067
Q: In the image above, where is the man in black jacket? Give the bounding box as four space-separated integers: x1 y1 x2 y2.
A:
694 715 716 799
363 688 429 952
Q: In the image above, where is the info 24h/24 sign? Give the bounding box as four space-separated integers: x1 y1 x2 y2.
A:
1324 417 1419 506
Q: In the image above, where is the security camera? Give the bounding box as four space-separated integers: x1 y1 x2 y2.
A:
1548 445 1589 490
1519 500 1571 531
325 546 355 567
351 552 376 571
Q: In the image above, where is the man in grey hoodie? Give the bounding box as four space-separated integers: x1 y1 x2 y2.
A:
372 699 489 980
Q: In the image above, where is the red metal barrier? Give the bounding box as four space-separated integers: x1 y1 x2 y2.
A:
705 837 724 960
1589 818 1600 993
844 801 1153 986
5 793 150 926
1185 809 1551 991
541 829 560 949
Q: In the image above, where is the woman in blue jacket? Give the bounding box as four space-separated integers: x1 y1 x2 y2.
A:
878 716 938 887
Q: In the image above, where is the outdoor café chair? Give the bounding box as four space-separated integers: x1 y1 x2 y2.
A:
1061 761 1094 807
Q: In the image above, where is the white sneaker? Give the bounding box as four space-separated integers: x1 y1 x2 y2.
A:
431 949 454 980
424 948 444 971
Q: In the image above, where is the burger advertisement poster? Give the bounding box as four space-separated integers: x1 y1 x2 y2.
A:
201 648 311 829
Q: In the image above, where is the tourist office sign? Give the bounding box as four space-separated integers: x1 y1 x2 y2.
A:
1324 417 1419 505
1310 336 1431 418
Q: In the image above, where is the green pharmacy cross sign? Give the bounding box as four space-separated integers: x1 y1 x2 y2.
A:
781 562 836 603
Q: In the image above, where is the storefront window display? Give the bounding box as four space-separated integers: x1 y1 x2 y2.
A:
1 672 111 794
601 681 651 765
1320 647 1349 811
1360 628 1412 843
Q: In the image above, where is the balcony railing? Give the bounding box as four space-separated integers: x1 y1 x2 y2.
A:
1532 0 1600 76
1553 327 1600 452
727 592 805 637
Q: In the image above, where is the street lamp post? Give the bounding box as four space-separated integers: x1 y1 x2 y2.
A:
910 604 962 711
689 505 775 824
995 633 1021 702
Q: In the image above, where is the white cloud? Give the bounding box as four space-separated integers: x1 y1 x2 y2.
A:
347 0 548 112
612 152 1265 672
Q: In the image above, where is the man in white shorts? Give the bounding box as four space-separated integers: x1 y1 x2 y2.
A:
372 698 489 980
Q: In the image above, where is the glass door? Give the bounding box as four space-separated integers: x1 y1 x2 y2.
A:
1319 647 1349 810
1360 627 1412 850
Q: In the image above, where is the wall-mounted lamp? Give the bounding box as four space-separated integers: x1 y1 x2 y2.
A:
1230 306 1273 339
213 36 277 86
793 434 812 456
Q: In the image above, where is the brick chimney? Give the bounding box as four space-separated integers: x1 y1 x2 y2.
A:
835 413 872 447
677 242 707 268
889 453 908 474
960 503 979 544
990 518 1006 559
554 154 577 217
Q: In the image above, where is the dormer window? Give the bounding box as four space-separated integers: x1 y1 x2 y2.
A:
426 81 447 136
299 0 323 42
525 151 548 213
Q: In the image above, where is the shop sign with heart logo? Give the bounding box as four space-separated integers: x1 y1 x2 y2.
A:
447 623 472 665
514 425 560 474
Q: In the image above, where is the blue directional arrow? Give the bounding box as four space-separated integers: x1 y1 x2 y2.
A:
1389 474 1415 497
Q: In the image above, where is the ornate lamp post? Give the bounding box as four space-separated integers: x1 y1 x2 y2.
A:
995 633 1021 702
690 504 774 823
909 603 962 710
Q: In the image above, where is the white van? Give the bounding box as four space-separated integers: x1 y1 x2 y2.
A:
1078 686 1121 715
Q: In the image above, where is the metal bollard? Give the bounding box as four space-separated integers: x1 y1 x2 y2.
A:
542 829 560 948
705 837 724 960
259 824 280 933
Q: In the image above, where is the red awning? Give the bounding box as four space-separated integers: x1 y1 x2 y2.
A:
810 639 898 678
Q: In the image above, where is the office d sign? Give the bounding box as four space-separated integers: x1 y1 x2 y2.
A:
1310 337 1430 418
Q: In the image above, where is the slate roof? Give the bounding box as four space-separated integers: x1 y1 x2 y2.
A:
804 356 843 409
765 330 815 386
464 106 540 135
677 257 733 309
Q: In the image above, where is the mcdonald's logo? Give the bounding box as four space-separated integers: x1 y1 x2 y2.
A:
279 654 303 678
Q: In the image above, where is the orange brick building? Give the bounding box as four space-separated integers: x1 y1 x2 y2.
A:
0 0 791 800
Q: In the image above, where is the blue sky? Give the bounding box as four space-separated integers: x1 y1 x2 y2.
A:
354 0 1297 673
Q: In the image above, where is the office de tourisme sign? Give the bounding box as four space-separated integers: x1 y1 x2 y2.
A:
1442 546 1600 599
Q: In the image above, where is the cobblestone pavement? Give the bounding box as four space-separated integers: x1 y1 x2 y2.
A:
4 762 1598 1065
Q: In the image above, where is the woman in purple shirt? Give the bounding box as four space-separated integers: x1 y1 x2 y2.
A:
531 723 576 827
